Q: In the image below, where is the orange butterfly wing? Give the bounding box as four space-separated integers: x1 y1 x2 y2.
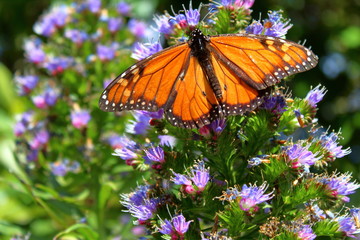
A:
99 33 318 128
207 34 318 116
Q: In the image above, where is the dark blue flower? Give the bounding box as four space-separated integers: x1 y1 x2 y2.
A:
261 95 287 114
86 0 101 13
43 56 74 75
96 43 118 61
263 11 292 38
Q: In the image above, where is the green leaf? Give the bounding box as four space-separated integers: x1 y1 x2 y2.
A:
53 223 99 240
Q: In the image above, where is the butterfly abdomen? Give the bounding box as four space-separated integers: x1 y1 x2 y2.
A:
190 29 223 99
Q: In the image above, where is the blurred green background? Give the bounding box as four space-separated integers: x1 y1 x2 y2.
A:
0 0 359 238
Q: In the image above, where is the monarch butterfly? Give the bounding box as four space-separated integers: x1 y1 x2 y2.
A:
99 28 318 128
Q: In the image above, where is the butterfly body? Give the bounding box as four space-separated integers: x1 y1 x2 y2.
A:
99 29 318 128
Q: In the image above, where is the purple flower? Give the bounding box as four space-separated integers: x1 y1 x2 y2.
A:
153 14 174 35
27 150 38 162
190 161 210 191
158 135 177 147
120 185 159 221
23 38 46 64
113 147 138 161
30 129 50 150
65 29 88 45
117 2 131 16
15 75 39 95
126 110 163 135
32 87 59 108
50 159 79 176
43 56 74 75
128 19 147 38
337 216 360 238
238 183 274 212
318 132 351 159
261 95 287 114
70 109 91 129
86 0 101 13
235 0 255 9
185 5 200 27
34 5 69 36
159 219 173 235
285 144 320 169
14 111 34 136
305 85 327 108
172 215 192 235
295 225 316 240
143 146 165 164
305 202 327 221
264 11 293 38
131 42 163 61
210 119 227 133
108 18 123 33
171 160 210 192
319 173 360 202
106 134 136 149
159 214 192 236
96 43 118 61
245 20 264 35
214 0 254 10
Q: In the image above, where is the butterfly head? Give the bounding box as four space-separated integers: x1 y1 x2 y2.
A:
189 28 210 56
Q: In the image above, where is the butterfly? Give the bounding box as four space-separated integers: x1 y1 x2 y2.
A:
99 28 318 128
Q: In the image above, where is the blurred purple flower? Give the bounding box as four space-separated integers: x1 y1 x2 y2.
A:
34 5 69 36
65 29 88 45
113 147 138 161
15 75 39 95
43 56 74 75
126 110 163 135
158 135 176 147
27 150 38 162
14 111 34 136
337 216 360 238
96 43 118 61
117 2 131 16
153 14 174 35
131 42 163 61
32 87 59 109
108 18 123 33
71 109 91 129
106 134 136 149
23 38 46 64
190 160 210 191
86 0 101 13
50 159 80 176
128 19 147 38
29 129 50 150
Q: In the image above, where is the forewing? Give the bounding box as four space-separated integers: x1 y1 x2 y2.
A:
99 43 191 112
208 34 318 90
